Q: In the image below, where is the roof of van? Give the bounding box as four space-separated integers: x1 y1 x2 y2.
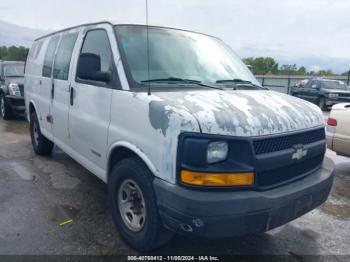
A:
34 21 217 41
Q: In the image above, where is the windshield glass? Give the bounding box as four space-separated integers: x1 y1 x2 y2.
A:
3 64 24 77
115 25 259 88
322 81 347 90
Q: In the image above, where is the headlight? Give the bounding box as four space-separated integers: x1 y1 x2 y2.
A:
8 83 21 96
328 93 338 98
207 141 228 164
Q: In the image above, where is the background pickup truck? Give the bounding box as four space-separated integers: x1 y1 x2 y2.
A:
291 78 350 110
0 60 25 119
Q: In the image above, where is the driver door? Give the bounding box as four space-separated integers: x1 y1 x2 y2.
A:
68 25 116 177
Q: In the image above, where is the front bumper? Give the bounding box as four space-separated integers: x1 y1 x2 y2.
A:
326 98 350 106
5 95 25 114
326 127 334 150
154 157 334 238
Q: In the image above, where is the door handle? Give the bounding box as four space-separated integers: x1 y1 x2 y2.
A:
70 87 74 106
51 82 55 99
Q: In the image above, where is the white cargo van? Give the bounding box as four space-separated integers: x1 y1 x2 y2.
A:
25 21 334 251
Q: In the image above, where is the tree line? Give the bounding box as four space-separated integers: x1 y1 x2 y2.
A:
0 46 348 77
0 46 29 61
243 57 348 76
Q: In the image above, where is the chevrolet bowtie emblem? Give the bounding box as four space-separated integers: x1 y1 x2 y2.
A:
292 145 308 160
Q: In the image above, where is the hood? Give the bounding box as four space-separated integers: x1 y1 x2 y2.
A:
4 77 24 86
322 88 350 94
152 90 324 137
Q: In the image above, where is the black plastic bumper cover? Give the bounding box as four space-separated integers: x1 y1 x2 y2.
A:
153 157 334 238
5 95 25 113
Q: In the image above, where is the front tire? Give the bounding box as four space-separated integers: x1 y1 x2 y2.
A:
0 93 12 120
30 112 54 155
109 157 173 251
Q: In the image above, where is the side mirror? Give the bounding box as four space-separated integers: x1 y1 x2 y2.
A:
77 53 110 83
89 71 111 83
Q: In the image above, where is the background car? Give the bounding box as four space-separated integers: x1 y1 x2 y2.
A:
0 60 25 119
326 103 350 157
291 78 350 110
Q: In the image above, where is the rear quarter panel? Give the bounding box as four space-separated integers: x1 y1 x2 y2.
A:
25 38 53 139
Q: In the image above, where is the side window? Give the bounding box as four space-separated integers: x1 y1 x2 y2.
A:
311 81 319 89
308 80 315 88
28 42 37 59
34 41 44 59
53 33 78 80
81 30 112 72
42 36 59 78
76 30 114 85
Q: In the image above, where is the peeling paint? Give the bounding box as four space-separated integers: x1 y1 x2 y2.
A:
144 89 325 182
149 101 172 136
151 90 324 137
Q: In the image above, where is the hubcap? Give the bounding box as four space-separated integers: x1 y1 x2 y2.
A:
0 97 5 117
118 179 146 232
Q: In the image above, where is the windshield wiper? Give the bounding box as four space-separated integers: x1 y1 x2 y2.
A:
6 75 24 78
141 77 223 90
216 78 253 84
216 78 264 89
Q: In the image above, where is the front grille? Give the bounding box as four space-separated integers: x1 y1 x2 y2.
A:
253 128 325 155
257 154 323 188
338 93 350 97
10 98 24 106
18 84 24 96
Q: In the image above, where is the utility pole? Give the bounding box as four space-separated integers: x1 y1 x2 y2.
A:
287 70 291 94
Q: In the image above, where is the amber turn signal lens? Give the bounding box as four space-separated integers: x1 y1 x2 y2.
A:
181 170 254 186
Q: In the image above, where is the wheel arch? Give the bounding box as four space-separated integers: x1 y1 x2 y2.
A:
28 100 37 120
106 141 159 183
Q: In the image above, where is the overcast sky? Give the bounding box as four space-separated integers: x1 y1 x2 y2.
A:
1 0 349 73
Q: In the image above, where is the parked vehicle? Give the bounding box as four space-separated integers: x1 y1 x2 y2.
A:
326 103 350 157
0 61 25 119
25 22 334 251
291 78 350 110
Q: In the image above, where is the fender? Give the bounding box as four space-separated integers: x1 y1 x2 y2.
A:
106 141 160 181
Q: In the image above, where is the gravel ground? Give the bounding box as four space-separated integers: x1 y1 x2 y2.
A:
0 115 349 260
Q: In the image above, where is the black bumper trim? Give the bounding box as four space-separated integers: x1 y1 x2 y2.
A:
5 95 25 112
154 157 334 238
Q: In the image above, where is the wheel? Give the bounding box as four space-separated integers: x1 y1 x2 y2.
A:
30 112 54 155
109 157 173 251
0 93 12 120
318 97 327 111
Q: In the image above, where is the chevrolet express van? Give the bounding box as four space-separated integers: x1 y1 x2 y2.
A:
25 21 334 251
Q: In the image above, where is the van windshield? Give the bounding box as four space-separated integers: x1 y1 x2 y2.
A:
115 25 260 88
3 64 25 77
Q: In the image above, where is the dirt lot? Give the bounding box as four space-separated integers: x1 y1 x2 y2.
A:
0 116 349 259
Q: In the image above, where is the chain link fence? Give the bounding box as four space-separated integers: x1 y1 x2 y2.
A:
255 74 350 94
